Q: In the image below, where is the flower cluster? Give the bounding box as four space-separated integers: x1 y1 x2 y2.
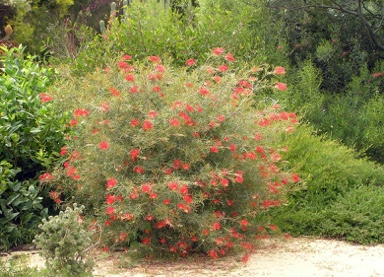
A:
45 48 299 260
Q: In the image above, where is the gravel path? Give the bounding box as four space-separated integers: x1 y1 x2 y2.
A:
4 238 384 277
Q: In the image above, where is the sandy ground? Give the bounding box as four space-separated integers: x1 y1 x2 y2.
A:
3 238 384 277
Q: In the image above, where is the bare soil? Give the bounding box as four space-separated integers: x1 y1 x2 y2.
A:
3 237 384 276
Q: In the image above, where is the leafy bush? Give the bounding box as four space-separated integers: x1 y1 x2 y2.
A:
271 124 384 244
284 60 384 163
33 204 94 276
72 0 282 76
0 46 69 250
47 50 299 260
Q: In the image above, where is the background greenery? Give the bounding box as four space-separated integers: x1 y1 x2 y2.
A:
1 0 384 260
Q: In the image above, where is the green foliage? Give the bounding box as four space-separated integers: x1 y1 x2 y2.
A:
265 0 383 92
0 46 69 250
0 161 47 252
320 185 384 244
33 204 95 276
50 51 299 259
271 124 384 244
283 59 384 162
72 0 283 76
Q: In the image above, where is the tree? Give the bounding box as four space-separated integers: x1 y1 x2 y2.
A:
263 0 384 91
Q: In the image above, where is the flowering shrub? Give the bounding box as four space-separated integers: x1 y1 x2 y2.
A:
48 49 299 260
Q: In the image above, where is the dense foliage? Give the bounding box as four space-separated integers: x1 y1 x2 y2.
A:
0 46 69 250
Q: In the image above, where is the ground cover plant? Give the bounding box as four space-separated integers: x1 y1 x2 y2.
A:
44 49 299 260
271 124 384 244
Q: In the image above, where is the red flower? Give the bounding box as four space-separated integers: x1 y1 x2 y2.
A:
372 72 383 78
269 224 278 231
208 249 219 259
273 66 286 75
148 56 161 63
218 64 229 72
39 93 53 103
147 110 158 118
130 85 139 93
106 178 118 189
133 166 144 174
130 148 140 161
98 141 110 150
70 119 78 126
173 160 181 169
235 171 244 183
74 108 89 117
122 54 132 60
221 179 229 187
199 87 210 96
66 166 77 177
106 194 116 205
60 146 67 156
213 75 221 83
164 167 173 175
121 213 134 221
119 232 128 241
118 61 129 69
225 53 235 62
212 47 225 55
105 220 111 226
240 219 250 227
168 182 178 191
210 146 219 153
40 172 53 181
106 206 115 215
241 253 250 263
211 222 221 231
216 114 225 122
291 173 301 182
100 102 109 112
149 193 157 199
142 120 153 130
179 185 189 194
163 199 171 205
275 82 287 91
186 58 196 66
109 86 120 96
40 172 53 182
155 65 166 72
183 194 193 203
152 85 161 92
141 183 152 193
125 74 135 82
169 118 180 126
130 118 139 127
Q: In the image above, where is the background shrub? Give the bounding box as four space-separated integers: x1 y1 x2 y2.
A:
0 46 69 250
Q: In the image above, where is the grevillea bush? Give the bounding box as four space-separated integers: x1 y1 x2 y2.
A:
46 49 299 260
